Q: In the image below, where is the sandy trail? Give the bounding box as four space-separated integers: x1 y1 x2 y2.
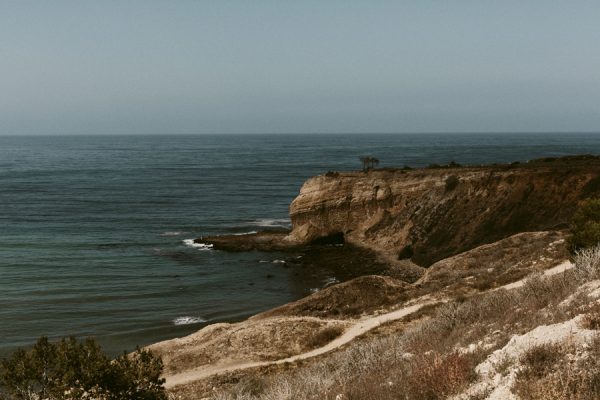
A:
164 259 574 389
498 260 573 290
164 301 435 388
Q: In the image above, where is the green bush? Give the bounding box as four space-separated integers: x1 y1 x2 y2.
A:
569 199 600 252
0 336 166 400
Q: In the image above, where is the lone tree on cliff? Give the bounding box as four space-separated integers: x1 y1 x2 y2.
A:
360 156 380 171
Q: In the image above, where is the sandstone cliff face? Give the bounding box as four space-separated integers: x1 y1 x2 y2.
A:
288 157 600 266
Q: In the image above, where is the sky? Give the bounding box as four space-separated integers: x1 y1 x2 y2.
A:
1 1 599 135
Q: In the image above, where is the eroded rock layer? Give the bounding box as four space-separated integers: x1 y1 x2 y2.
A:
289 156 600 266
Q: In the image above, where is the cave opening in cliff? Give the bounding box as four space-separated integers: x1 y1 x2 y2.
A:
310 232 345 245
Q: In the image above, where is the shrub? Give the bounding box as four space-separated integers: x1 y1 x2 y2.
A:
398 244 414 260
581 302 600 330
0 336 166 400
445 175 460 192
569 199 600 251
582 175 600 197
306 326 344 349
513 338 600 400
405 351 476 399
518 343 564 379
573 246 600 281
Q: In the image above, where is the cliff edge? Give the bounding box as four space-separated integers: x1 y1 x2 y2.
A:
288 156 600 266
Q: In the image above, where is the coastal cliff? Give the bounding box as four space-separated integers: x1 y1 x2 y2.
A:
288 156 600 266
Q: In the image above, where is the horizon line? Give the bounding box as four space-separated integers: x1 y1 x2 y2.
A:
1 131 600 137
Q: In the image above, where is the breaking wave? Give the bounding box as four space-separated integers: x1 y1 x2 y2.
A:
160 231 185 236
182 239 213 251
173 316 207 326
242 218 291 228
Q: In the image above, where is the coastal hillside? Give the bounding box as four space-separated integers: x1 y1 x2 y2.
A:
289 156 600 266
161 232 600 399
160 156 600 399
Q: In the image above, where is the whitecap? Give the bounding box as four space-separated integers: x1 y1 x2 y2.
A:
243 218 291 228
272 259 286 264
160 231 185 236
232 231 258 236
182 239 213 251
173 316 206 326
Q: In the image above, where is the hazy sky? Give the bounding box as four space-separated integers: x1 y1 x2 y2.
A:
1 1 599 134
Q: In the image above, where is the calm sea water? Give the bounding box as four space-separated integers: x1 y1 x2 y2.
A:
1 133 600 355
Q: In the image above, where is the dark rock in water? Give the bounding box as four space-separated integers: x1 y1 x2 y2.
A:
199 230 421 283
197 230 294 252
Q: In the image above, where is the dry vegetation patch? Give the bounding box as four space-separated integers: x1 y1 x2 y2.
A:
421 231 569 293
512 338 600 400
580 301 600 330
254 275 412 319
198 247 600 400
149 317 348 375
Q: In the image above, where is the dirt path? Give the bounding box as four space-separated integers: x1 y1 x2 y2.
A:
497 260 573 291
164 260 574 389
164 300 436 388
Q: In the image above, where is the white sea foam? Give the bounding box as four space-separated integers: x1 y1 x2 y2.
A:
161 231 185 236
173 316 207 326
232 231 258 236
182 239 213 251
243 218 291 228
272 259 286 264
323 277 339 287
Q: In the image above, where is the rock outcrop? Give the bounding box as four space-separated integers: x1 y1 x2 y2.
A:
289 156 600 266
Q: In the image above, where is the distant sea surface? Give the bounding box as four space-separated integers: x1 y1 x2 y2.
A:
2 133 600 355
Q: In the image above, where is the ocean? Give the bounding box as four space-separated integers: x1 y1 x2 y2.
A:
1 133 600 356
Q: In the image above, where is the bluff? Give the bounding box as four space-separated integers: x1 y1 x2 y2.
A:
288 156 600 266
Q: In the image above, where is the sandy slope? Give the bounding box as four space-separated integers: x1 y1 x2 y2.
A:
164 260 574 389
164 300 435 388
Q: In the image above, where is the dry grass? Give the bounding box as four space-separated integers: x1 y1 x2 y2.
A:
422 231 569 294
305 326 345 349
513 338 600 400
581 302 600 330
518 342 565 379
191 247 600 400
255 275 412 320
573 246 600 281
